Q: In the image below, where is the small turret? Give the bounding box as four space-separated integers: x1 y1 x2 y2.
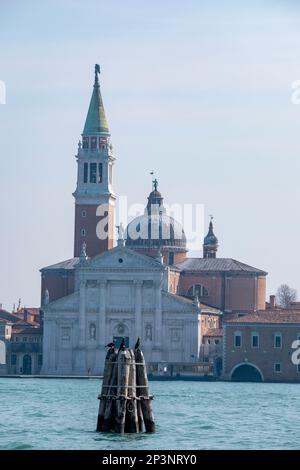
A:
203 217 218 258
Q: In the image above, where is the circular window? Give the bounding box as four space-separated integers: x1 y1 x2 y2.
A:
118 258 123 263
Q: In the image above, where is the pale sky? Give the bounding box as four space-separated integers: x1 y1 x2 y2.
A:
1 0 300 310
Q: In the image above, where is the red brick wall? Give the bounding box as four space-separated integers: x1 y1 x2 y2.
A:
178 272 266 313
178 273 223 307
74 202 114 258
201 313 221 335
168 270 181 294
257 276 266 310
224 276 255 312
41 270 75 305
224 323 300 382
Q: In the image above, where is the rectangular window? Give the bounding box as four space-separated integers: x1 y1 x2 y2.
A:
274 334 282 348
82 137 89 149
297 364 300 373
83 163 88 183
98 163 103 183
90 163 97 183
234 334 242 348
11 354 17 366
251 334 259 348
91 136 97 149
169 252 174 265
22 337 27 342
109 164 112 184
61 327 70 341
274 363 281 373
38 355 43 366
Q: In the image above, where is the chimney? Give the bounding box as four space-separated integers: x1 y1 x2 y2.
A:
269 295 276 309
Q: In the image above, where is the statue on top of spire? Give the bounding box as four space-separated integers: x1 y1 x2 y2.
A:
95 63 100 75
116 223 125 246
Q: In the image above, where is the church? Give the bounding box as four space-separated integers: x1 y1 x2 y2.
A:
41 65 267 375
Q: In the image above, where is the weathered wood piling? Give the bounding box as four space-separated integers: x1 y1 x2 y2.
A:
96 341 155 433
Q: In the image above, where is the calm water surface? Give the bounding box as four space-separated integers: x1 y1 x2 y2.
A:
0 378 299 450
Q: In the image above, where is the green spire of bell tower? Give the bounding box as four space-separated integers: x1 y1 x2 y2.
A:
83 64 109 135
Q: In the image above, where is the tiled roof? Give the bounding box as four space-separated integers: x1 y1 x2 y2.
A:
203 328 223 337
169 293 194 304
0 318 12 324
0 310 22 323
225 310 300 324
12 326 42 335
174 258 267 275
167 295 222 312
41 258 80 271
200 303 223 315
17 307 40 316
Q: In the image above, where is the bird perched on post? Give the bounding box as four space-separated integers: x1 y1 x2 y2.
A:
105 340 115 348
118 337 126 352
134 337 140 350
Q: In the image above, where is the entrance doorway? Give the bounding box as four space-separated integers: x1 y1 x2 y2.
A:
22 354 32 375
231 364 263 382
113 336 129 348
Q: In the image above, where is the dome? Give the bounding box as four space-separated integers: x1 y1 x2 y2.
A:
125 213 187 250
125 180 187 256
204 231 218 246
148 189 162 199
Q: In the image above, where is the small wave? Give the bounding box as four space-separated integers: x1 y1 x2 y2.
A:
6 443 34 450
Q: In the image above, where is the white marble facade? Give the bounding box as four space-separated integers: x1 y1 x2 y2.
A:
41 245 199 375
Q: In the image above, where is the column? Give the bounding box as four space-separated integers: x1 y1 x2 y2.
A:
134 280 143 341
154 279 163 351
41 318 55 374
98 280 107 347
75 280 87 374
78 280 87 348
94 280 107 375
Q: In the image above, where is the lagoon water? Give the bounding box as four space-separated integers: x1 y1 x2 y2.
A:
0 378 299 450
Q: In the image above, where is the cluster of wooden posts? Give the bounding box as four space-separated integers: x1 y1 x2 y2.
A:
96 345 155 433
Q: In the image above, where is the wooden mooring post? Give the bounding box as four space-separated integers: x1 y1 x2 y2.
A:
96 340 155 433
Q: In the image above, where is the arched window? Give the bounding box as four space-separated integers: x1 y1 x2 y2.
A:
187 284 209 298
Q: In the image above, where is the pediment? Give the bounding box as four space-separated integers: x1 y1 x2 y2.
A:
45 291 79 311
85 246 164 271
162 292 195 312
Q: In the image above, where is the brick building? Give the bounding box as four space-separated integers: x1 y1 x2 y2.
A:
223 310 300 382
0 308 43 375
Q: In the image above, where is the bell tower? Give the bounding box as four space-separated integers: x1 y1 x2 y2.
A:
73 65 115 258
